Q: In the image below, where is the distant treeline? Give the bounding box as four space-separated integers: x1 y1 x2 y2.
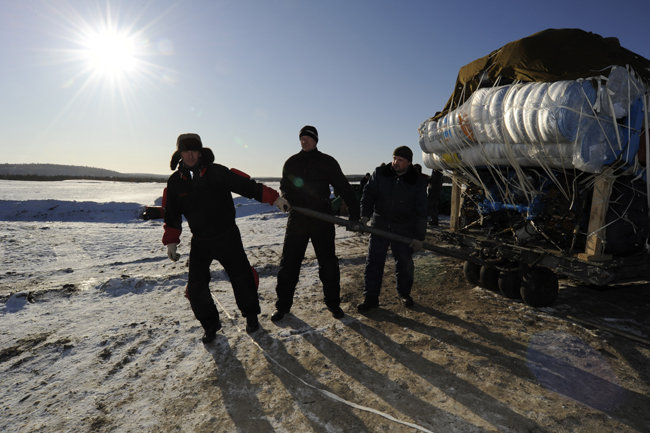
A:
0 174 365 183
0 174 167 183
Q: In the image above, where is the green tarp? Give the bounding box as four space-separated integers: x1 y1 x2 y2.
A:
436 28 650 120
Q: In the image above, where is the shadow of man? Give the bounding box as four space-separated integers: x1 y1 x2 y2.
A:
206 334 275 433
250 328 367 432
343 314 546 433
286 316 493 432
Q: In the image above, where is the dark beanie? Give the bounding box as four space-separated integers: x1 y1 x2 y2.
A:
393 145 413 162
176 133 203 151
299 125 319 143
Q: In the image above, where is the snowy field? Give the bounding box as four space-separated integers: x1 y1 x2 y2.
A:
0 179 320 431
4 179 649 433
0 179 285 299
0 179 372 432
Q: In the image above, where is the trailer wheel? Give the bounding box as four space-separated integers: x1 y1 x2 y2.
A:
479 266 500 292
498 271 522 299
463 261 481 286
520 268 558 307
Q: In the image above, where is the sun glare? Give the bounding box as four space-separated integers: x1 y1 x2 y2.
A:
84 28 137 77
51 1 165 98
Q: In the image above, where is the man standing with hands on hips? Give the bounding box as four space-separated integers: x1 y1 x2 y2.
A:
357 145 428 312
162 133 289 343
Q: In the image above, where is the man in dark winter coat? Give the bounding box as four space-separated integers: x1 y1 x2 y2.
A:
357 145 428 312
270 125 360 322
162 133 288 343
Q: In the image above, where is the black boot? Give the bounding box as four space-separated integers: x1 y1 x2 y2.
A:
400 294 414 308
270 310 288 322
328 306 345 319
246 315 259 333
201 321 222 343
356 300 379 313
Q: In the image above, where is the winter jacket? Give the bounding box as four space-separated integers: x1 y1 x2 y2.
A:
361 163 428 240
281 148 360 220
162 148 278 245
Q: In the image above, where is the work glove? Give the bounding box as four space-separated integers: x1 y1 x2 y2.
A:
409 239 423 252
360 216 369 225
346 218 362 232
273 196 291 212
167 243 180 262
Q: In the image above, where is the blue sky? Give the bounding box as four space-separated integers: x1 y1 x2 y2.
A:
1 0 649 177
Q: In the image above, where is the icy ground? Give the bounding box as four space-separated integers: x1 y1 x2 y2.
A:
0 179 306 431
1 179 649 433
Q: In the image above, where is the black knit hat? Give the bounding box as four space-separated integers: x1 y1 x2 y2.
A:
176 133 203 151
299 125 318 143
393 145 413 162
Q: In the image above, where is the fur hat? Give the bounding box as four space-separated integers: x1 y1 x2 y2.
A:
170 147 215 171
299 125 318 143
170 133 211 170
176 133 203 152
393 145 413 162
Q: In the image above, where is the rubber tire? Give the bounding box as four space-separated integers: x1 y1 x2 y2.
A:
520 268 559 307
479 266 500 292
463 261 481 286
498 270 522 299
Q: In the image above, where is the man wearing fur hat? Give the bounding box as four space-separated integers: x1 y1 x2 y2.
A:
357 145 428 312
162 133 289 343
270 125 360 322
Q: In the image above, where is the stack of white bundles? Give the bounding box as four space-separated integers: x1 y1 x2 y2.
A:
502 80 598 145
420 67 647 173
422 143 575 170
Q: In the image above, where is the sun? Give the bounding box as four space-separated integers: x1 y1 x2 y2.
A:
51 1 162 95
83 27 137 78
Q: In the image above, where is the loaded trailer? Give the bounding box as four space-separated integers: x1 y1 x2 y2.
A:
417 28 650 307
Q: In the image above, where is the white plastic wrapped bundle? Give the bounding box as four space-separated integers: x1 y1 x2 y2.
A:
421 119 439 152
523 82 550 144
470 86 509 144
503 83 536 143
600 65 646 118
421 151 439 170
417 120 429 152
537 80 597 143
573 115 621 172
422 150 463 171
423 102 476 153
422 143 575 171
418 69 646 173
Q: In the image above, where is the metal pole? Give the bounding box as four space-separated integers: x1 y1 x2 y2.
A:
290 206 474 262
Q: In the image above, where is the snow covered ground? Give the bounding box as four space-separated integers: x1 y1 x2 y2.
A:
0 179 294 431
3 179 649 433
0 179 368 432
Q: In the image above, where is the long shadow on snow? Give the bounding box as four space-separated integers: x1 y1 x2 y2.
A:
287 316 494 433
344 315 547 433
251 329 367 432
378 306 650 432
206 334 275 433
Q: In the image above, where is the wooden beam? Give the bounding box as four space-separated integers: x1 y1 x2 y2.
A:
581 174 614 259
449 174 462 231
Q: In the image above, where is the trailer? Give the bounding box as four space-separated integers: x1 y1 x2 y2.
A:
425 184 650 307
417 29 650 307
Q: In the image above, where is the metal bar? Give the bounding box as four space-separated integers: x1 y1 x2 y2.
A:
291 206 475 262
